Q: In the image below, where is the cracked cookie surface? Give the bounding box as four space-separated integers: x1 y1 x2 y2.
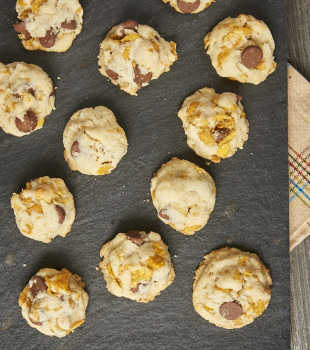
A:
0 62 54 137
14 0 83 52
163 0 214 14
19 268 88 337
151 157 216 235
99 230 175 303
204 14 276 84
63 106 128 176
178 87 249 163
11 176 75 243
193 247 272 329
98 20 178 95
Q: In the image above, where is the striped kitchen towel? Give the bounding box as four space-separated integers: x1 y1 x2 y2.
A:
288 65 310 250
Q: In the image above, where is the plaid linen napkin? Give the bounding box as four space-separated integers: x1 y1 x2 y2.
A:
288 65 310 250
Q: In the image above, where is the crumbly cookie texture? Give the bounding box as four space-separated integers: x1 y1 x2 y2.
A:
178 87 249 163
98 20 178 96
151 157 216 235
204 14 276 84
0 62 54 137
193 247 272 329
163 0 214 14
11 176 75 243
19 268 88 337
99 230 175 303
63 106 128 176
14 0 83 52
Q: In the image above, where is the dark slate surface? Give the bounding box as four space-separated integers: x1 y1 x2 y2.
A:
0 0 289 349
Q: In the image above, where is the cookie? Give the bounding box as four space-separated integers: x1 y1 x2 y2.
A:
163 0 214 14
193 247 272 329
0 62 55 137
178 87 249 163
99 230 175 303
19 268 88 337
14 0 83 52
150 157 216 235
204 15 277 84
63 106 128 176
98 20 178 96
11 176 75 243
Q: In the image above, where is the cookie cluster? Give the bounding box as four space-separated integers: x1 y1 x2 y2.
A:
0 0 277 338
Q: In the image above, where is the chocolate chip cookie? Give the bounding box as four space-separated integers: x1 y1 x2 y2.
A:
204 14 276 84
151 157 216 235
98 20 178 95
163 0 214 14
178 87 249 163
0 62 54 137
63 106 128 176
193 247 272 329
11 176 75 243
19 268 88 337
99 230 175 302
14 0 83 52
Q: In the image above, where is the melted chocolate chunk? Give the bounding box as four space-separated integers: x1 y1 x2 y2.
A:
126 230 145 246
177 0 200 13
39 30 56 48
220 301 243 320
13 21 31 40
29 317 42 326
13 93 21 98
213 127 230 144
55 205 66 224
133 66 152 87
70 141 80 157
159 209 170 221
15 110 37 133
29 276 47 298
27 88 35 96
241 46 263 68
130 285 140 293
61 20 77 30
106 69 119 81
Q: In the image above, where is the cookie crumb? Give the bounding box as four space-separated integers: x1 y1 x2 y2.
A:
23 263 27 267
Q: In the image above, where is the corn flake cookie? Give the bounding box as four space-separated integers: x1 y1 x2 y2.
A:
98 20 178 96
63 106 128 176
163 0 214 14
0 62 54 137
19 268 88 337
178 87 249 163
193 247 272 329
14 0 83 52
99 230 175 303
11 176 75 243
204 15 276 84
151 158 216 235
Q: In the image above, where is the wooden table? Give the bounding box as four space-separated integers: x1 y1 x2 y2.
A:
288 1 310 349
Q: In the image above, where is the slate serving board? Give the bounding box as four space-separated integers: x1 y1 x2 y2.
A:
0 0 289 349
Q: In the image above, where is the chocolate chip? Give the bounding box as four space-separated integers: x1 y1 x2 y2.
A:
39 30 56 48
236 95 242 103
220 301 243 320
177 0 200 13
13 93 21 98
122 20 138 30
29 317 42 326
55 205 66 224
49 88 54 97
133 66 152 87
159 209 170 221
15 110 37 133
241 45 263 68
126 230 145 246
61 20 77 30
29 276 47 298
130 285 140 293
27 88 35 96
60 295 65 301
106 69 119 81
13 21 31 40
213 127 230 144
70 140 80 157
